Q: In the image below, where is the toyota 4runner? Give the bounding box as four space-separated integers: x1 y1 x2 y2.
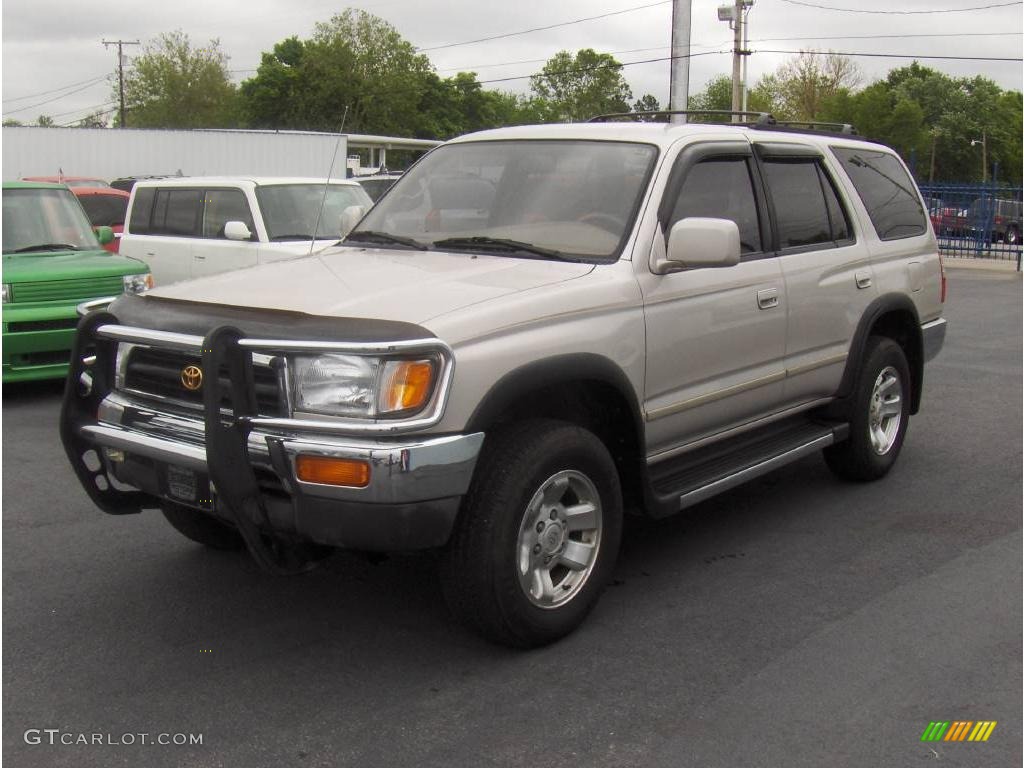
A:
61 114 947 647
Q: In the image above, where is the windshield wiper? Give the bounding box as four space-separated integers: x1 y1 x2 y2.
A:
344 230 427 250
432 236 579 262
11 243 83 253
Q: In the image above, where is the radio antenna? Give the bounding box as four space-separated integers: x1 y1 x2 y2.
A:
309 105 349 257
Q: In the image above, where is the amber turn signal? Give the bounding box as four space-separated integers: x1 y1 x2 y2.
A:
379 359 435 414
295 455 371 488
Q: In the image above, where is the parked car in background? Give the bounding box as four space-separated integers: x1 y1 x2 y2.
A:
71 187 130 253
353 173 402 202
967 197 1022 244
21 175 110 189
120 177 373 285
2 181 151 382
110 174 183 193
925 198 969 237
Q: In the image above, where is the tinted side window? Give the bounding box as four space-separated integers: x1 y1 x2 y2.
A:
78 194 129 227
831 147 927 240
669 158 762 254
762 160 832 249
128 187 156 234
202 189 254 238
152 189 200 236
818 165 852 242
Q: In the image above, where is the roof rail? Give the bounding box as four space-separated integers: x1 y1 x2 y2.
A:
589 110 777 125
769 120 858 135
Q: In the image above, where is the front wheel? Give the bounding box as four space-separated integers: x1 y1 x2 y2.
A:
440 419 623 648
824 336 911 481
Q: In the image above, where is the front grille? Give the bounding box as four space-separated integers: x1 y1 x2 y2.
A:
12 276 123 303
123 347 285 416
7 318 79 333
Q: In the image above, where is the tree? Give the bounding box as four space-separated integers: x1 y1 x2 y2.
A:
751 51 861 121
530 49 632 122
242 11 434 136
633 94 661 116
687 75 732 113
76 111 110 129
2 119 23 127
36 115 54 127
121 30 239 128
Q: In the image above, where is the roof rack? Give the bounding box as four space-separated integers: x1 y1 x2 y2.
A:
769 120 857 135
589 110 777 125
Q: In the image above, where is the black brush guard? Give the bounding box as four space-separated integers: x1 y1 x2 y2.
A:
61 313 319 574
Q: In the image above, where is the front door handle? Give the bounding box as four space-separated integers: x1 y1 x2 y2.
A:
855 271 872 289
757 288 779 310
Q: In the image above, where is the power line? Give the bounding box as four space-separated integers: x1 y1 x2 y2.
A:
475 50 729 86
777 0 1021 14
2 74 108 105
48 100 118 120
755 48 1023 61
418 0 671 52
2 78 107 117
57 105 118 128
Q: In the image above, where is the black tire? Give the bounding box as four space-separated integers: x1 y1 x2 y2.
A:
824 336 911 482
1005 225 1020 245
161 502 245 550
440 419 623 648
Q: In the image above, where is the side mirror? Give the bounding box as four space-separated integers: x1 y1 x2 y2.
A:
339 205 367 237
93 226 114 245
223 221 253 241
665 217 741 269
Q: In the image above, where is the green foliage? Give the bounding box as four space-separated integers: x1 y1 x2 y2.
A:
687 75 733 116
36 115 54 127
751 51 861 121
2 119 23 127
122 31 239 128
633 94 661 115
530 49 632 122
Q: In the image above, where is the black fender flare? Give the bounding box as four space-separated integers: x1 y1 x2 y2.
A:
837 293 924 414
465 352 645 443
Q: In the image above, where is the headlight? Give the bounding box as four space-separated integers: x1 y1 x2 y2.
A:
123 273 154 294
1 284 10 304
291 354 438 418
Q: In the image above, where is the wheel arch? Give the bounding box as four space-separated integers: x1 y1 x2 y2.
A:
465 354 647 511
838 294 924 415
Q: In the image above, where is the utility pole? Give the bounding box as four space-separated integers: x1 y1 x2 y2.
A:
971 131 988 183
103 39 140 128
718 1 753 120
669 0 692 123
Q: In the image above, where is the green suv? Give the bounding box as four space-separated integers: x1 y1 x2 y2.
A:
3 181 152 382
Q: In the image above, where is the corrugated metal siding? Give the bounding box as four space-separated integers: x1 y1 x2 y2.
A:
12 276 123 303
1 127 350 180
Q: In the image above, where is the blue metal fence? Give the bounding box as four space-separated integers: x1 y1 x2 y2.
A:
917 183 1023 270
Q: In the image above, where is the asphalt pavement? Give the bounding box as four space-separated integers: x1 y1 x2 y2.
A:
3 268 1021 767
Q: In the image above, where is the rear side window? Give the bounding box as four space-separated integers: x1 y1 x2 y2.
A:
128 187 156 233
831 147 927 240
151 189 201 236
761 160 833 249
668 157 762 254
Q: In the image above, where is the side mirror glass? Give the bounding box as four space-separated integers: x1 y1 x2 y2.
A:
223 221 253 241
665 217 741 269
93 226 114 245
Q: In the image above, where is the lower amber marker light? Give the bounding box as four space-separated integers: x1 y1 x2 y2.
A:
295 455 371 488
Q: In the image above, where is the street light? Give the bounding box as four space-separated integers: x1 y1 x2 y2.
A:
717 1 754 116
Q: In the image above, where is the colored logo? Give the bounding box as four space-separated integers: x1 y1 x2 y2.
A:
921 721 997 742
181 365 203 391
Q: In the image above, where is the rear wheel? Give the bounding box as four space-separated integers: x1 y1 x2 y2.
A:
441 419 623 648
1005 225 1020 245
824 336 911 481
161 502 244 550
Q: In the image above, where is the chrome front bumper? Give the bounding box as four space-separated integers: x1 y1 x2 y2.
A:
91 393 484 506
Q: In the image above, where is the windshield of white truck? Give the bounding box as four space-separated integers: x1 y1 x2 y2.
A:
256 183 373 241
349 140 658 262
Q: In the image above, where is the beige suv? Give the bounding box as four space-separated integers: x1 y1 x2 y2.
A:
61 115 946 647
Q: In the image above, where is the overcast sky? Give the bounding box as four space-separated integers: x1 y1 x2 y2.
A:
2 0 1022 127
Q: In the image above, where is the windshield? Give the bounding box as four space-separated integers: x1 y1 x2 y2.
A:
77 193 129 227
256 183 373 241
2 187 101 253
354 140 658 261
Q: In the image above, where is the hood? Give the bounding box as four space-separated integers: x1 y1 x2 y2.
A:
144 246 595 325
2 248 148 282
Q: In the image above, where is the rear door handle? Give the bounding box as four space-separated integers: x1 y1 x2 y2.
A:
855 271 872 289
194 255 206 261
757 288 779 310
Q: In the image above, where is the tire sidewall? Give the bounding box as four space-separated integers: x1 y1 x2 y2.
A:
849 337 911 475
487 426 623 644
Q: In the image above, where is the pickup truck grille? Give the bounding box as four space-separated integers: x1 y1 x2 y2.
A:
122 347 285 416
12 276 123 303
